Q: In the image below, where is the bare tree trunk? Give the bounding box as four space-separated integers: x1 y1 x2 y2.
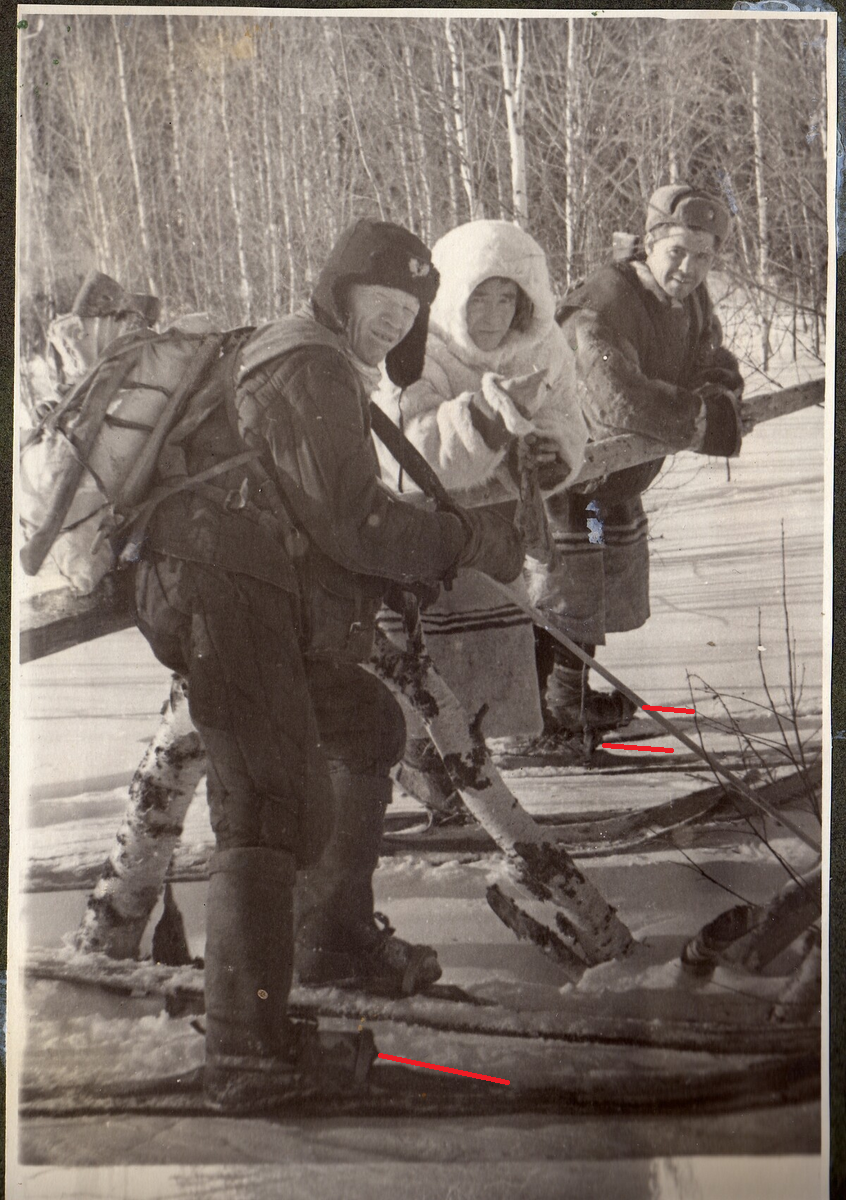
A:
497 18 528 227
389 66 417 230
164 15 186 240
110 15 156 294
336 21 386 220
370 629 634 966
75 677 206 958
444 18 481 220
429 33 461 225
320 18 344 245
65 57 110 269
253 49 280 313
278 147 298 314
492 134 509 221
213 183 226 305
563 17 578 282
218 31 252 321
402 35 433 243
20 119 58 307
751 22 771 370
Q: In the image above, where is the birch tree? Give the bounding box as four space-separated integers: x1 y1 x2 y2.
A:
497 17 528 227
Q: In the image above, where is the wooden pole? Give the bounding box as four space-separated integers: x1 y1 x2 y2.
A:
18 378 825 664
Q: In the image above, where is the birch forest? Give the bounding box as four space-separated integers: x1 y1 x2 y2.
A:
17 13 828 372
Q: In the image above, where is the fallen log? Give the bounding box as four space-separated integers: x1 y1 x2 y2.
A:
369 628 635 966
769 927 822 1024
681 864 822 975
18 1051 821 1120
23 762 820 893
18 378 825 665
450 377 825 509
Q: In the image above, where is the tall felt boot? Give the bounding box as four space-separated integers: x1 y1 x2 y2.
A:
204 846 297 1062
202 845 376 1111
295 772 442 995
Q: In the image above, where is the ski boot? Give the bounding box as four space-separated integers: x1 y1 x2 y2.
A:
518 665 637 767
296 912 443 998
395 736 468 826
204 1016 377 1111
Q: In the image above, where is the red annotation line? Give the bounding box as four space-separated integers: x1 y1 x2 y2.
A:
602 743 675 754
642 704 696 714
377 1052 510 1086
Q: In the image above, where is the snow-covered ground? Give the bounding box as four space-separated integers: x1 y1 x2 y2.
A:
9 390 826 1195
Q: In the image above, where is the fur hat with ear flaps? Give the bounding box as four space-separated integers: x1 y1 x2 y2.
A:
312 219 440 389
645 184 731 249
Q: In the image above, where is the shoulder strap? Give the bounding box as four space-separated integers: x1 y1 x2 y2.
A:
368 400 455 512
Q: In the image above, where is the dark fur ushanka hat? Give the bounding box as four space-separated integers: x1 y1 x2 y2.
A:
312 219 440 388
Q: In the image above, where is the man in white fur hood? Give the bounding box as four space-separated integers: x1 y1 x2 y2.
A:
373 219 589 810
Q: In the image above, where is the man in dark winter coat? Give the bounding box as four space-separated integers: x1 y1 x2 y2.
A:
530 184 745 752
134 219 523 1110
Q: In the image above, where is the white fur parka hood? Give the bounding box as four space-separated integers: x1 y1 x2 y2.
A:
428 220 558 370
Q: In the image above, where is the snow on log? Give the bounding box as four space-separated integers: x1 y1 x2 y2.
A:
74 675 206 958
17 378 825 665
369 628 634 965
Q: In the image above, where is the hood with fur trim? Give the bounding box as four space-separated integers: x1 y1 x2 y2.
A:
428 220 558 371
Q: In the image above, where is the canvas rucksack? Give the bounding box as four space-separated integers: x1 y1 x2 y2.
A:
19 305 255 594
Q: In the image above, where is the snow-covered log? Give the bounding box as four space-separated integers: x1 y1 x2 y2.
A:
74 675 205 958
369 628 634 965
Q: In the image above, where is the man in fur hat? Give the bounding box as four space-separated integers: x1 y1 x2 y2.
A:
134 219 523 1109
530 184 745 755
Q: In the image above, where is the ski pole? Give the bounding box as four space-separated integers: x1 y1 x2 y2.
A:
499 587 821 856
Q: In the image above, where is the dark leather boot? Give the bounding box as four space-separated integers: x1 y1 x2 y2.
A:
544 664 637 737
295 772 442 995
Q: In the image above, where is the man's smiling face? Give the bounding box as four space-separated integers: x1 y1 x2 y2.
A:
344 283 420 366
645 226 716 302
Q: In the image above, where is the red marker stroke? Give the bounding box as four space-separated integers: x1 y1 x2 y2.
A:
602 743 674 754
378 1052 510 1085
642 704 696 714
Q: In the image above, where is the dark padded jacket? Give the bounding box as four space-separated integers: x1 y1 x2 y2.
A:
556 260 744 503
147 310 466 662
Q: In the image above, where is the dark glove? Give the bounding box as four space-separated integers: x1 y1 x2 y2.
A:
694 383 743 458
691 364 744 392
455 506 525 584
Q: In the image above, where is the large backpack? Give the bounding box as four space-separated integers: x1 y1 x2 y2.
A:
19 303 254 594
